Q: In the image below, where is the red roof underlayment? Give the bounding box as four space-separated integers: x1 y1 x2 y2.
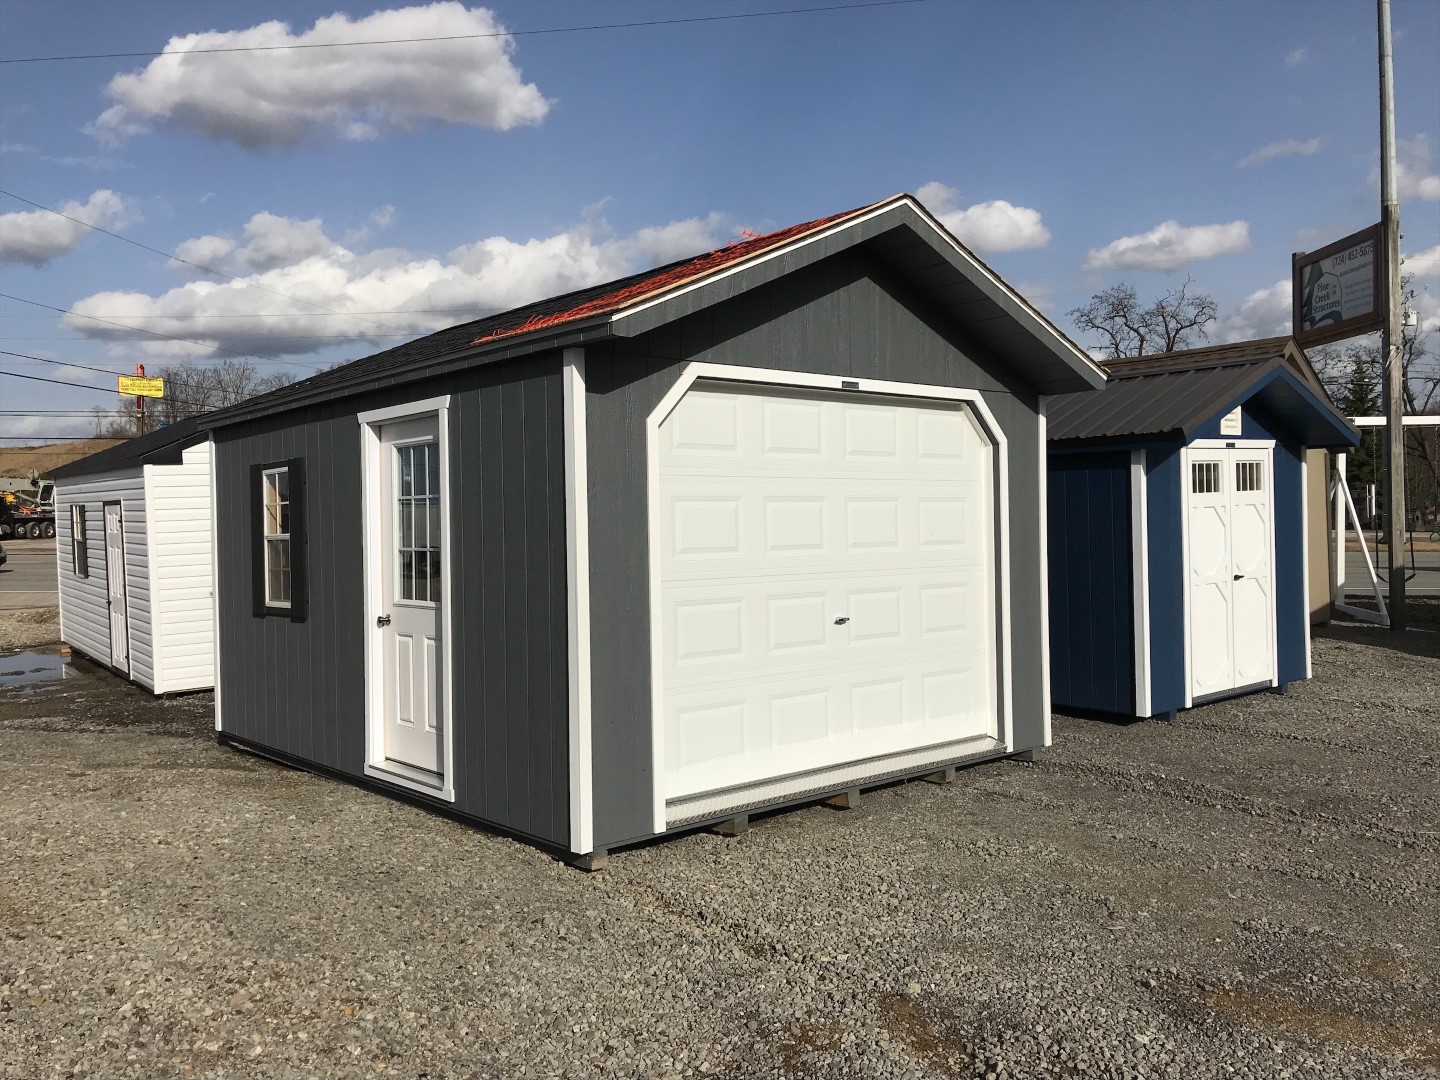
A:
469 200 886 347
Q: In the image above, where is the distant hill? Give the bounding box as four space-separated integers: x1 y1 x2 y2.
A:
0 439 127 483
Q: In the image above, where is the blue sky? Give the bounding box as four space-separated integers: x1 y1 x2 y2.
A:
2 0 1438 440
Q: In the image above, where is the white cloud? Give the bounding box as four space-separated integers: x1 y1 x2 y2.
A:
1238 137 1322 168
1285 47 1308 68
0 189 135 266
88 3 550 149
916 181 1051 253
1394 135 1440 201
0 142 36 154
1405 243 1440 279
1084 220 1250 271
1213 279 1291 343
65 205 734 359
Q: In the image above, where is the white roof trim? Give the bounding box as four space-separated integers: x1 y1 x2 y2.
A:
608 194 1105 382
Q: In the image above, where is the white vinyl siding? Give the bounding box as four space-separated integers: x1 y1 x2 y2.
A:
56 468 153 688
144 440 215 693
56 440 215 695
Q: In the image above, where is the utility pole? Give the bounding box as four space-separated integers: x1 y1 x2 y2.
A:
1378 0 1406 631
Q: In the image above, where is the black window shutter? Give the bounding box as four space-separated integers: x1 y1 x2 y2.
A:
287 457 308 622
250 462 267 617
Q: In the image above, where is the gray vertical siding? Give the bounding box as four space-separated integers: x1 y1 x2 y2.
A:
584 249 1047 849
215 356 570 847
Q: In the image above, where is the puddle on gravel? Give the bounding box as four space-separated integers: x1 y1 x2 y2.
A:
0 646 70 687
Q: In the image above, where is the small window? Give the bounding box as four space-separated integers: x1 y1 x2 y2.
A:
71 505 89 578
1191 461 1221 494
251 459 306 620
1236 460 1264 492
262 468 291 607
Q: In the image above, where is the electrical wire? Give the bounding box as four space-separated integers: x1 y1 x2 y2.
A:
0 349 136 377
0 368 250 412
0 2 925 64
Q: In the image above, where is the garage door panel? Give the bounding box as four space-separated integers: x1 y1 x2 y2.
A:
659 383 998 805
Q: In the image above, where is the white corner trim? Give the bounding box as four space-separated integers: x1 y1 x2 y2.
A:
209 436 223 731
1302 455 1313 680
608 196 1103 382
643 362 1014 836
562 348 595 855
142 465 163 694
1267 450 1279 689
1130 450 1152 717
1037 397 1051 746
1179 447 1194 709
359 399 456 803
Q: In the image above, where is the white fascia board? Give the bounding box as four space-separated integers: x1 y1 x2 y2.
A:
608 196 1105 384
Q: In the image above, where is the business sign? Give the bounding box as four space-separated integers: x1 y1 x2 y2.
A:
117 375 165 398
1292 224 1384 348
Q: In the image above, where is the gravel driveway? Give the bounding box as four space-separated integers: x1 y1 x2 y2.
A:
1 610 1436 1079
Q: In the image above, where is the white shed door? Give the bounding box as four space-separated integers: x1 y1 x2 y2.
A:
1186 448 1275 701
657 383 997 804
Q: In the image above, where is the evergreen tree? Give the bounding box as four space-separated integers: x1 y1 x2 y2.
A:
1336 353 1380 521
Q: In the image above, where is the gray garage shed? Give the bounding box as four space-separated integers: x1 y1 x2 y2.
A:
200 194 1105 862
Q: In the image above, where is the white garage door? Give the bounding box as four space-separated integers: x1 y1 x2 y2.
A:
657 381 999 814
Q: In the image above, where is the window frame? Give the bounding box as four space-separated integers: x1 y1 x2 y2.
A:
250 458 307 621
71 504 89 578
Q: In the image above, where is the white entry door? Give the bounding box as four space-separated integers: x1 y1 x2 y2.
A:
103 501 128 672
657 382 998 807
1185 446 1275 701
376 416 444 775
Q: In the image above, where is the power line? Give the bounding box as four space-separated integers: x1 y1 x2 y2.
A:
0 368 237 412
0 291 319 370
0 188 408 337
1 349 134 377
0 310 479 319
0 2 924 64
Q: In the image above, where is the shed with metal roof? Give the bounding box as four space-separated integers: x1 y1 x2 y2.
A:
1044 338 1358 720
198 193 1105 864
49 418 216 693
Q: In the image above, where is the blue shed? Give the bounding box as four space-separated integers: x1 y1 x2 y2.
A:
1045 338 1358 719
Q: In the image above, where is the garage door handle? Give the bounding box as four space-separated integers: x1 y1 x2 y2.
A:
833 616 850 625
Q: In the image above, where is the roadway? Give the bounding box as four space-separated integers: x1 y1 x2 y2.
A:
1342 545 1440 598
0 537 58 611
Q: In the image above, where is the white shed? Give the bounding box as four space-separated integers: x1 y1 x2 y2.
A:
51 419 215 693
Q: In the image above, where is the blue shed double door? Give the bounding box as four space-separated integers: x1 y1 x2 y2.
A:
1181 443 1276 704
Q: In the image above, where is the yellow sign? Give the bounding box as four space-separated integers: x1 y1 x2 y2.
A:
118 375 165 398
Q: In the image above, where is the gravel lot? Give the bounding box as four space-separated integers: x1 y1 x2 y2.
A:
1 608 1436 1079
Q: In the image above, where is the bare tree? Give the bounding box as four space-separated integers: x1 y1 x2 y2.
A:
1069 278 1219 359
91 359 296 437
1309 275 1439 522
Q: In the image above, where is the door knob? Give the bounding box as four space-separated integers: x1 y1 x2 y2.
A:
377 614 391 627
1233 574 1244 581
834 616 850 625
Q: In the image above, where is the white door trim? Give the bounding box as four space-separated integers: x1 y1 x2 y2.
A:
644 362 1012 835
1179 443 1278 708
358 395 456 802
562 349 595 855
1130 450 1152 717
